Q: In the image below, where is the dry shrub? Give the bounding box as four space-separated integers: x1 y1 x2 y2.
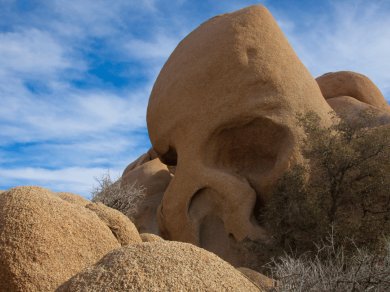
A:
267 231 390 292
261 109 390 257
90 169 146 220
242 109 390 289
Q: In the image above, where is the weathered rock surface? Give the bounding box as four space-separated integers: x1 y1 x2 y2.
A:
316 71 390 113
140 233 164 242
85 202 142 246
122 158 172 198
0 186 121 292
56 241 261 292
129 192 164 235
122 147 159 177
122 158 172 236
146 4 333 265
57 192 91 208
326 96 390 126
237 267 277 290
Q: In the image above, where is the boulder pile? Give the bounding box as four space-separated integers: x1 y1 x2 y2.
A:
0 186 273 291
0 186 134 291
1 3 388 291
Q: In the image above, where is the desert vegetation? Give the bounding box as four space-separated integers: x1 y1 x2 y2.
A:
90 169 146 221
263 109 390 255
243 109 390 291
266 232 390 291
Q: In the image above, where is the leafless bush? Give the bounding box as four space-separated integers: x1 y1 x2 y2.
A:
90 169 146 220
266 231 390 292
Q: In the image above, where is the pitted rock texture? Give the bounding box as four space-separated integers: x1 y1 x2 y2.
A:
56 192 91 208
316 71 390 113
146 4 333 265
85 202 142 246
56 241 261 292
140 233 164 242
0 186 121 292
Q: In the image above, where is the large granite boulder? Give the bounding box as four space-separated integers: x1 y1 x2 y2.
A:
316 71 390 113
85 202 142 246
140 233 164 242
56 192 91 208
0 186 140 291
122 147 159 177
326 95 390 126
56 241 261 291
121 158 173 236
146 4 333 265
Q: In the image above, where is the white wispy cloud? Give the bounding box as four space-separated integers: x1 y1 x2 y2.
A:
125 34 182 60
0 28 72 75
0 90 148 145
1 0 389 197
0 0 162 195
275 0 390 99
0 166 120 198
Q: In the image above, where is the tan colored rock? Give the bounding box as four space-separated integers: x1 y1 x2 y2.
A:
56 241 260 292
140 233 164 242
85 202 142 246
131 192 164 235
56 192 91 208
122 147 159 177
122 158 172 197
147 147 158 160
121 159 173 236
0 186 121 292
327 96 390 126
316 71 390 113
122 153 150 176
237 267 277 290
146 4 333 265
167 165 176 175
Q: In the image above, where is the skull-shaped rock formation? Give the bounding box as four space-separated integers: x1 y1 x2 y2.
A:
146 5 333 264
316 71 390 113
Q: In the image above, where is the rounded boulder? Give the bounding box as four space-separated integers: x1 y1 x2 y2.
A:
56 192 91 208
316 71 390 113
85 202 142 246
0 186 121 292
56 241 260 291
140 233 164 242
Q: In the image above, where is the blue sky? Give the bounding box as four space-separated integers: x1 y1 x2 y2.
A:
1 0 390 198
